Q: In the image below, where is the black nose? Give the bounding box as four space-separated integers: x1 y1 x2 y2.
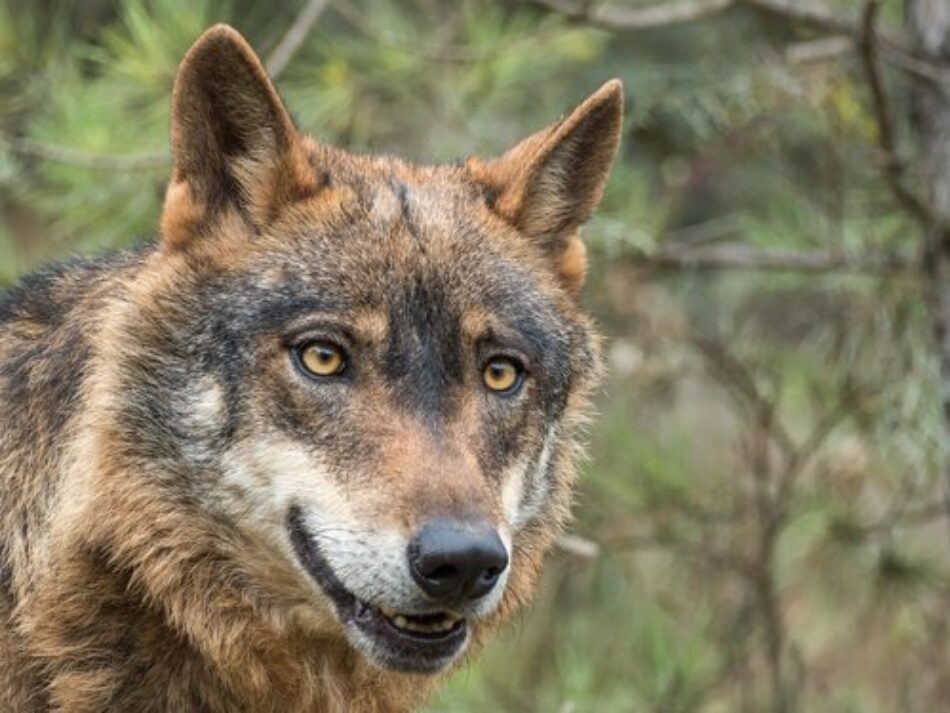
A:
408 521 509 603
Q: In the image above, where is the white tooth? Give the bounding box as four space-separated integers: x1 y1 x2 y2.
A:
394 615 408 629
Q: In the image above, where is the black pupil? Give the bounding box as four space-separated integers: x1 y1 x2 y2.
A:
490 362 514 384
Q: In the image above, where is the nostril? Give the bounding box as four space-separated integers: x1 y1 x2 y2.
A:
408 520 508 602
426 564 458 582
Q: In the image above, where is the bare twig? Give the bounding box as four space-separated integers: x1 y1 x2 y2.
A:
862 501 950 536
774 394 857 515
625 243 914 275
858 1 938 228
522 0 736 31
746 0 905 50
524 0 948 83
887 46 950 84
785 36 853 65
0 134 168 171
693 337 797 459
555 533 602 558
265 0 333 78
524 0 903 43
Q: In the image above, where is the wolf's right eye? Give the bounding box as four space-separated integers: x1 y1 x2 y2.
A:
296 341 347 378
482 356 524 395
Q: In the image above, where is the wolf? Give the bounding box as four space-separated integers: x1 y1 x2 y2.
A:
0 24 622 712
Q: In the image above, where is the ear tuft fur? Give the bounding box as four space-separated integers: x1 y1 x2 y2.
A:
471 80 624 294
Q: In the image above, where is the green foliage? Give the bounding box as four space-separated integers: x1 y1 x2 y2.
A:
1 1 947 710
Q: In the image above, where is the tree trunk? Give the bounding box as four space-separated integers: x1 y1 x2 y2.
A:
907 0 950 482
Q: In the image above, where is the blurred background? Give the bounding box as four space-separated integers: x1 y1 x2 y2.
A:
2 0 949 710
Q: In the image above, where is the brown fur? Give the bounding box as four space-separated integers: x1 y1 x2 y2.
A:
0 25 622 711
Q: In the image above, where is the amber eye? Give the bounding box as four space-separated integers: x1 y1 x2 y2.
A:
297 341 347 377
482 357 524 394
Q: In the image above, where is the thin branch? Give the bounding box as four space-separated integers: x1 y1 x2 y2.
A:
774 393 858 516
745 0 906 51
784 36 949 85
524 0 901 42
623 243 914 276
265 0 334 78
858 0 938 228
886 45 950 84
555 533 602 558
0 134 168 171
785 36 853 65
525 0 949 83
523 0 736 31
692 337 797 459
847 501 950 537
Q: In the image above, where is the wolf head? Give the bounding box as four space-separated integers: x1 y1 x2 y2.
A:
107 25 620 678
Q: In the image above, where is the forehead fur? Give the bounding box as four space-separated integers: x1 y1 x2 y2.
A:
212 146 569 316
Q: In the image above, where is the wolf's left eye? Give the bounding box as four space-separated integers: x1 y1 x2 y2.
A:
297 341 347 377
483 357 524 395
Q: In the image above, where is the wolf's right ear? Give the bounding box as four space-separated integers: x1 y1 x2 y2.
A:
161 25 320 249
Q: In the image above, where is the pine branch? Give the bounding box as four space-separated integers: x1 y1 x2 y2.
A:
1 0 330 171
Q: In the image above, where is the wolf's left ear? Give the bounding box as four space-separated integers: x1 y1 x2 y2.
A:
471 80 623 294
161 25 320 249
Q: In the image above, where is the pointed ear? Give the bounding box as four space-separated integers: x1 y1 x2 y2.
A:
160 25 320 249
471 80 623 294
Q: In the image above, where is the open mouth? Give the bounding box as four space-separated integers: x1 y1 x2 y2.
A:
288 507 469 673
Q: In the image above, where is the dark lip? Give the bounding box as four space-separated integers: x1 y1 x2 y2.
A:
287 507 468 673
